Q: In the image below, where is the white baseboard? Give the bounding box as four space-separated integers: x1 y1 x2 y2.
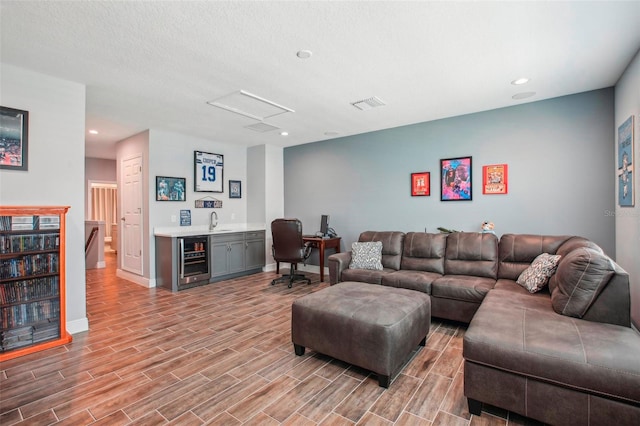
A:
116 269 153 288
67 317 89 334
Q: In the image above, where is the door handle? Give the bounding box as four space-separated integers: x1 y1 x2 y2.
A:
121 217 126 222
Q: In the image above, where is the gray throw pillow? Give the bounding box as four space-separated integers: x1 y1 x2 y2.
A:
349 241 383 270
516 253 561 293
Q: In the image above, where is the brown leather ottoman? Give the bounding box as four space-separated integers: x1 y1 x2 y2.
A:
291 281 431 387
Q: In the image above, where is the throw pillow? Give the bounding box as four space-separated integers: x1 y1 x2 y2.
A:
550 248 615 318
349 241 383 270
516 253 562 293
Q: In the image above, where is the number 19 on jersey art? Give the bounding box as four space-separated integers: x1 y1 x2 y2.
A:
194 151 224 192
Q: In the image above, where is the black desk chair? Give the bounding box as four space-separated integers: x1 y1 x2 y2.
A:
271 218 312 288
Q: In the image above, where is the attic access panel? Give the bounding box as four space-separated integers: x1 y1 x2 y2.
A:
206 90 294 121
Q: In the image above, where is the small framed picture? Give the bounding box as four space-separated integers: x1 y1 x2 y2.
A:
156 176 186 201
482 164 508 194
411 172 430 196
229 180 241 198
0 106 29 171
441 156 472 201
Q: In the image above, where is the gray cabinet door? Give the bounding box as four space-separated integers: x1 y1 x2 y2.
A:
211 240 231 277
245 236 265 270
228 240 245 273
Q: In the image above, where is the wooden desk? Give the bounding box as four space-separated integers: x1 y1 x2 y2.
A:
302 236 341 282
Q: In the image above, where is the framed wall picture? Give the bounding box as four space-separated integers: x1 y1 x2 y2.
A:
156 176 186 201
441 156 472 201
0 106 29 171
482 164 508 194
618 115 634 207
194 150 224 192
411 172 430 196
229 180 241 198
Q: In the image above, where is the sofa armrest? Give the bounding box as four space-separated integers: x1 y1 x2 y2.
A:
328 252 352 285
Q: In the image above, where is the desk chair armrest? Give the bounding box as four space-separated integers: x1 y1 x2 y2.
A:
328 251 352 285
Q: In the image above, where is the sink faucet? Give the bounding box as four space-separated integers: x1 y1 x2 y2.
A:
210 211 218 231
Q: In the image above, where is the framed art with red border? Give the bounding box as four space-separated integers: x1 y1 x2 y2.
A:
482 164 508 194
411 172 430 196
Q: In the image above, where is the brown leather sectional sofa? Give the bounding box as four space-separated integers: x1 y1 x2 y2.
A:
328 231 640 425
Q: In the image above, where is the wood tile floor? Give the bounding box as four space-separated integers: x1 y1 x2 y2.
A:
1 252 543 425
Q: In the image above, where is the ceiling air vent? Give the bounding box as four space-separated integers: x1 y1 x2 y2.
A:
351 96 386 111
244 122 280 133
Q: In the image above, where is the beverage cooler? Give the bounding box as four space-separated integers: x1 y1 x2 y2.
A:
178 236 210 285
155 234 210 292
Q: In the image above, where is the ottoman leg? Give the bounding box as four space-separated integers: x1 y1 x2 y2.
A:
420 336 426 346
378 374 390 388
294 343 306 356
468 398 482 415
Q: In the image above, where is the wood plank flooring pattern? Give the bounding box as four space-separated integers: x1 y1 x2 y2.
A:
0 253 543 426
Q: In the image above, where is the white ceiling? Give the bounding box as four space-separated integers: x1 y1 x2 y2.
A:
1 1 639 160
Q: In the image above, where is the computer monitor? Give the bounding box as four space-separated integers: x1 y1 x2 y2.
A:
320 215 329 237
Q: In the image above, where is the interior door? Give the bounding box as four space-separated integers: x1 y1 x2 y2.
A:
121 154 143 275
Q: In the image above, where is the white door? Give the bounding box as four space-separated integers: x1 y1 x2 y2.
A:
121 155 143 275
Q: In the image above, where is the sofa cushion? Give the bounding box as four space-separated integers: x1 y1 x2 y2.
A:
498 234 572 280
381 270 442 294
400 232 447 274
464 290 640 405
349 241 383 270
357 231 405 271
444 232 498 279
341 268 392 285
550 248 615 318
431 274 496 304
516 253 561 293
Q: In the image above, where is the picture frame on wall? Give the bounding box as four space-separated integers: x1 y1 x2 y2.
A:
411 172 430 196
0 106 29 171
194 150 224 192
229 180 242 198
156 176 186 201
482 164 508 194
440 156 472 201
618 115 634 207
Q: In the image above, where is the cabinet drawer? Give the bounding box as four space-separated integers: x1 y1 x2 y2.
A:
210 233 244 243
245 231 265 240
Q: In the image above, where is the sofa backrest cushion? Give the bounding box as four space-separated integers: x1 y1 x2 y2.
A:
444 232 498 279
555 236 603 258
549 247 618 319
358 231 405 271
401 232 447 274
497 234 573 280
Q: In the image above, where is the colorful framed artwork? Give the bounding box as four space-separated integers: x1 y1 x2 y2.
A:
441 156 472 201
194 150 224 192
156 176 186 201
411 172 430 196
482 164 508 194
618 115 634 207
229 180 241 198
0 106 29 171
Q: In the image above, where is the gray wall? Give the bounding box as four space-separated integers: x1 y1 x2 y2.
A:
284 88 616 259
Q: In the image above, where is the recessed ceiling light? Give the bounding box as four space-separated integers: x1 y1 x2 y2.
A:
296 50 312 59
512 92 536 100
88 129 99 134
324 131 339 136
280 131 289 136
511 78 530 85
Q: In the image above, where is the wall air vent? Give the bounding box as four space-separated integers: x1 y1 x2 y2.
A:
244 122 280 133
351 96 386 111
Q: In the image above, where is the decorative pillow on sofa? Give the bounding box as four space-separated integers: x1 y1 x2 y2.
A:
516 253 561 293
550 247 615 318
349 241 383 270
